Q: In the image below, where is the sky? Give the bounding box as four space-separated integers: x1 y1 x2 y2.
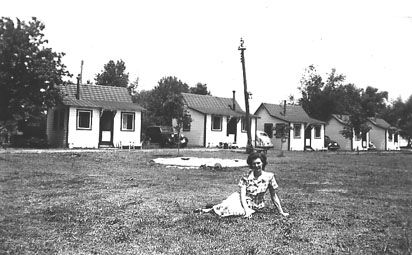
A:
4 0 412 112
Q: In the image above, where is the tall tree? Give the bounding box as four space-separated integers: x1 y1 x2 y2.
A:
132 89 154 132
299 66 341 121
128 77 139 95
0 17 70 140
332 83 363 115
143 76 189 126
298 65 390 140
360 86 388 117
95 60 129 87
383 96 412 142
189 82 210 95
382 97 405 127
133 78 210 132
400 95 412 141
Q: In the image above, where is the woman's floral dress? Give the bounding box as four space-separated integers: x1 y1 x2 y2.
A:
212 170 279 217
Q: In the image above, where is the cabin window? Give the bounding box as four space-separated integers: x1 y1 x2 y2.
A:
361 132 367 142
314 125 321 138
17 120 24 135
211 115 222 131
274 123 286 138
183 114 191 131
241 118 249 132
388 133 393 141
121 112 135 131
394 133 398 143
354 131 361 141
293 124 301 138
77 110 92 130
264 123 273 138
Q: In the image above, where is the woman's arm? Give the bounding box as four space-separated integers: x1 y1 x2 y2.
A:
269 186 289 217
240 185 254 218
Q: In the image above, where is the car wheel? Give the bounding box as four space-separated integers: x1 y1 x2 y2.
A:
180 138 188 148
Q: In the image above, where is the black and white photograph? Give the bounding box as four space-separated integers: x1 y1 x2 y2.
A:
1 0 411 254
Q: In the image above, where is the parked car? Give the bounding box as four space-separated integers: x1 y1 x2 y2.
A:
324 136 340 151
368 142 377 151
255 130 273 148
145 126 188 148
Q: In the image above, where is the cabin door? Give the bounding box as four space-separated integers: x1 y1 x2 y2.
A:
99 110 114 146
227 117 238 143
361 132 368 148
304 125 311 149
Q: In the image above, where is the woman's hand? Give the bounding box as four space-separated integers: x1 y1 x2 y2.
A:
244 208 254 219
279 211 289 217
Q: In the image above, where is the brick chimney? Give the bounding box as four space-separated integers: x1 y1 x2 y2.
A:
76 75 81 100
232 90 236 111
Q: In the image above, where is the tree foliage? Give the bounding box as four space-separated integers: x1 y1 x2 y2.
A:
298 65 339 121
148 76 189 125
128 77 139 95
95 60 129 87
401 96 412 140
361 86 388 117
189 82 210 95
383 96 412 141
299 65 389 140
0 17 70 138
133 76 211 132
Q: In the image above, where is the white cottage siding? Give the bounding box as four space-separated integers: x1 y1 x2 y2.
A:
46 107 68 147
112 110 142 147
273 119 289 151
399 136 409 147
181 93 256 148
352 131 369 151
255 107 273 136
386 132 400 150
325 118 352 150
236 117 256 148
48 84 144 149
310 124 324 150
181 110 205 147
289 123 305 151
369 126 386 150
67 107 100 148
254 107 289 150
204 115 229 147
367 118 400 151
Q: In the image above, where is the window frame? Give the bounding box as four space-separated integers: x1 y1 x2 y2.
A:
183 114 191 131
241 117 247 133
211 115 222 131
314 125 321 139
76 109 92 130
293 123 302 139
264 123 274 138
121 112 135 132
275 123 287 138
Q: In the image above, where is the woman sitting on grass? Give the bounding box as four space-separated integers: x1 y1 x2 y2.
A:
196 151 289 218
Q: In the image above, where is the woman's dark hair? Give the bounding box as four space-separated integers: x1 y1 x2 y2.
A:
247 152 267 169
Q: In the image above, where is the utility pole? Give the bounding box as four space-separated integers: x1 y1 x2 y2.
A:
238 38 253 153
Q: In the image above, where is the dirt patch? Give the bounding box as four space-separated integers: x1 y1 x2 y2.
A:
151 157 247 168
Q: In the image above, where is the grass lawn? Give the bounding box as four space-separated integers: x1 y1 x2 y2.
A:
1 149 411 254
